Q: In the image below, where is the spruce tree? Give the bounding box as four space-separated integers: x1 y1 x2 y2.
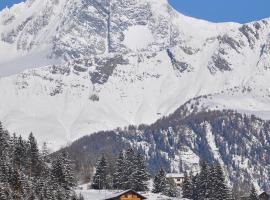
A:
0 121 77 200
197 161 210 199
210 163 230 200
123 148 136 190
182 174 193 199
131 152 149 191
191 174 199 200
62 151 76 196
208 164 217 200
162 178 178 197
152 168 166 193
113 151 125 190
51 151 76 198
13 135 27 169
91 155 108 189
27 133 41 177
249 186 259 200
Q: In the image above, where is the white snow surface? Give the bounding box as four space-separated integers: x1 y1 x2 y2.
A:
1 0 270 149
123 25 155 51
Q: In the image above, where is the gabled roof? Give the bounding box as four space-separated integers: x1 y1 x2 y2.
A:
166 173 185 178
260 191 270 197
104 189 147 200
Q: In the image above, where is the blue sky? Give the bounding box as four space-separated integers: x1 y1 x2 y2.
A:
169 0 270 23
0 0 270 24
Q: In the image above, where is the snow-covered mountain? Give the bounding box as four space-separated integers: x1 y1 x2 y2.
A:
1 0 270 148
65 106 270 194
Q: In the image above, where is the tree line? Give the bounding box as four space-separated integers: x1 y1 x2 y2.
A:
91 151 263 199
0 122 81 200
181 161 261 200
91 148 149 191
152 168 179 197
181 161 231 200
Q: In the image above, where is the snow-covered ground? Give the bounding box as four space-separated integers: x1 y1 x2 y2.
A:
75 183 182 200
1 0 270 150
76 189 181 200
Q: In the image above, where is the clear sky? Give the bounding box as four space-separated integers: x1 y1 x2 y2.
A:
169 0 270 23
0 0 270 24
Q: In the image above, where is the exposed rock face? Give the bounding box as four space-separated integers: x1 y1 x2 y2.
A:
64 107 270 193
1 0 270 192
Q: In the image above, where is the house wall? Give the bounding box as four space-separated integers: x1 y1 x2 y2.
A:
167 177 185 186
119 193 141 200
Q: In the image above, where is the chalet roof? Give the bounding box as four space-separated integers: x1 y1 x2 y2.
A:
104 189 147 200
166 173 185 178
260 191 270 197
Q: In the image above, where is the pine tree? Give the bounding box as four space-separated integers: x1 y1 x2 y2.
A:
113 151 125 190
91 155 108 190
182 174 193 199
131 152 149 191
210 163 230 200
0 121 77 200
197 161 210 199
249 186 259 200
0 182 11 200
10 168 29 200
51 151 76 198
191 174 199 200
123 148 136 190
162 178 178 197
152 168 166 193
27 133 41 177
41 142 50 163
13 135 28 169
62 151 76 193
208 164 217 200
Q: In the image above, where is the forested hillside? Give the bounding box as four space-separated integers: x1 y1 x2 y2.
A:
0 122 79 200
64 104 270 195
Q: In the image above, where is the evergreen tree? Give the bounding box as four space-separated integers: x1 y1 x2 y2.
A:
208 164 217 200
197 161 210 199
131 152 149 191
10 168 28 200
91 155 108 189
152 168 166 193
112 151 125 190
27 133 41 177
51 151 76 198
191 174 199 200
13 135 27 169
0 121 77 200
162 178 178 197
123 148 136 190
182 174 193 199
210 163 230 200
249 186 259 200
41 142 50 163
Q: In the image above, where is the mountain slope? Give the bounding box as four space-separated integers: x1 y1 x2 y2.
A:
0 0 270 149
64 106 270 193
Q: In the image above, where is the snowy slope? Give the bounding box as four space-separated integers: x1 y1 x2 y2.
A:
0 0 270 149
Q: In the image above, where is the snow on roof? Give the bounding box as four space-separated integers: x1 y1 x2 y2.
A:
166 173 185 178
104 189 147 200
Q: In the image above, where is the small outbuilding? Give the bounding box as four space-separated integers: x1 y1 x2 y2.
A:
104 189 147 200
166 173 185 187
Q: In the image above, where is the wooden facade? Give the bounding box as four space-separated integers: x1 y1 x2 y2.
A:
105 190 147 200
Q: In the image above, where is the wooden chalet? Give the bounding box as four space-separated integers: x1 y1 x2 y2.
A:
166 173 185 187
104 189 147 200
